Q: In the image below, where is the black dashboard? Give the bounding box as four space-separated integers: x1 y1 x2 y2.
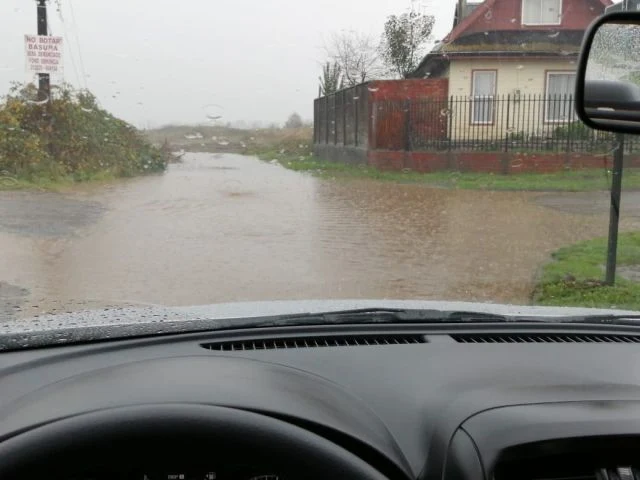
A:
3 322 640 479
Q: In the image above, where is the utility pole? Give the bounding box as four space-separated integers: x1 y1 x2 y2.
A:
36 0 50 101
603 0 629 286
605 134 625 285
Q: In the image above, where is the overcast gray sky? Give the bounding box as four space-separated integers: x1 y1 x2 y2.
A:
2 0 456 128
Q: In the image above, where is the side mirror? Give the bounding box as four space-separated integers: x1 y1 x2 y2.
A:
576 12 640 134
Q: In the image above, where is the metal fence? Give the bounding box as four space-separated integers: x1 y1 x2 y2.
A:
314 83 369 148
316 93 640 154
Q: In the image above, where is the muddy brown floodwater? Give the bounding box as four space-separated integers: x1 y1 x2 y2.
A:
1 152 639 320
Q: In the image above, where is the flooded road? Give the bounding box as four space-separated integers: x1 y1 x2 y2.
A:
1 153 637 320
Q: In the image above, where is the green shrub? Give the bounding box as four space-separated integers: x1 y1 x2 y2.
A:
0 83 170 182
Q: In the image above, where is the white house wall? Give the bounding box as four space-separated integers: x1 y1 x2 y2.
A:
446 57 578 141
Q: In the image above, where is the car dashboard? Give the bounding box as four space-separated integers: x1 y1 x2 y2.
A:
2 321 640 480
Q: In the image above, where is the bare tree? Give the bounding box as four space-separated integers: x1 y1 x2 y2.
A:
325 31 385 86
379 10 435 78
318 61 343 96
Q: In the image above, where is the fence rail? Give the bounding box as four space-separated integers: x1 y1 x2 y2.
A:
314 93 640 154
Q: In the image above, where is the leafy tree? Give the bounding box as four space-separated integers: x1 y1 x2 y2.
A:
318 61 343 96
379 10 435 78
284 112 303 129
325 31 384 86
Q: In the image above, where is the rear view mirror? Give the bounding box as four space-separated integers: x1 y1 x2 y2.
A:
576 12 640 134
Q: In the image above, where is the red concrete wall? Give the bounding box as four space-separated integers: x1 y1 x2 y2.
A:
368 79 449 151
367 150 640 174
456 0 607 38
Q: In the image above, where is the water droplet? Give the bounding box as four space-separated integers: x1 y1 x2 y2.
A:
484 31 489 36
548 31 560 38
25 95 49 105
510 17 517 23
516 65 524 70
81 107 93 113
367 87 379 92
484 10 493 20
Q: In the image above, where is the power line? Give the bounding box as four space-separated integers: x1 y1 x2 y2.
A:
67 0 88 89
55 6 83 88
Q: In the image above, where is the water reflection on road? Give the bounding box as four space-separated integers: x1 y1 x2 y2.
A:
0 153 633 320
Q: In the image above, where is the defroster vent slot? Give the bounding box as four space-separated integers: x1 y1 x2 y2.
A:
202 334 427 351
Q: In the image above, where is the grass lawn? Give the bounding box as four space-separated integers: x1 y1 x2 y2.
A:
0 170 119 192
533 232 640 310
262 154 640 192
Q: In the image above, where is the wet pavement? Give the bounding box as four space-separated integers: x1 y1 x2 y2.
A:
1 153 638 321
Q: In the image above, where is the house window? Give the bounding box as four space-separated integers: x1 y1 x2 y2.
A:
471 70 496 124
545 71 576 122
522 0 561 25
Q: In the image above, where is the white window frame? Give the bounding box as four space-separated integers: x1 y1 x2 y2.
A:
471 70 496 125
521 0 562 26
545 71 576 123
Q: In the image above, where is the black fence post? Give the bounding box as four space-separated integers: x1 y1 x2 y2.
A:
354 96 359 147
504 94 511 153
447 97 453 152
342 89 347 146
313 99 317 144
324 96 329 145
565 95 572 154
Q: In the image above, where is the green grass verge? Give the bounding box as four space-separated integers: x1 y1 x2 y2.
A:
254 151 640 192
533 232 640 310
0 170 119 192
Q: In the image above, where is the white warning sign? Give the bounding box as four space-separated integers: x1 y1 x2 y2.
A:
25 34 63 75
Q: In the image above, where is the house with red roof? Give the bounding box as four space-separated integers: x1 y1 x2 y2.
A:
412 0 611 126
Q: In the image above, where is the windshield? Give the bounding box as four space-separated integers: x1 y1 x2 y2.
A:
1 0 639 331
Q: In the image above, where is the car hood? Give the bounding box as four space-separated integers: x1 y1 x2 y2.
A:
1 299 639 351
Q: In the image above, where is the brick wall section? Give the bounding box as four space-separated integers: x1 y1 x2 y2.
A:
368 79 449 150
368 151 640 173
367 79 449 102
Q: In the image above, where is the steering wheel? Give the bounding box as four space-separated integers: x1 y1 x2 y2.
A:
0 404 390 479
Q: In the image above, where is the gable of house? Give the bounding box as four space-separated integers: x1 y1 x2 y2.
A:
412 0 611 79
446 0 612 43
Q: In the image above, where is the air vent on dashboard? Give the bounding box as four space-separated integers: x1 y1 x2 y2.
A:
202 334 426 351
451 333 640 344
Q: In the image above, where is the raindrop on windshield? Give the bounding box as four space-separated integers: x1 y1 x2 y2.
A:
368 87 379 92
204 104 224 122
510 17 517 23
484 10 493 20
25 95 49 105
81 107 93 113
548 31 560 38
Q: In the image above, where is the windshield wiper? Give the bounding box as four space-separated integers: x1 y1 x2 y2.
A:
247 309 640 327
248 308 515 327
